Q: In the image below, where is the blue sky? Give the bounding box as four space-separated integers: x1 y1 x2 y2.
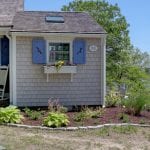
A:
25 0 150 53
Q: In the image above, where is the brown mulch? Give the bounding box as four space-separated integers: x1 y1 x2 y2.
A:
21 107 150 127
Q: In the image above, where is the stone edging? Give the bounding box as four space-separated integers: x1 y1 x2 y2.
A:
2 123 150 131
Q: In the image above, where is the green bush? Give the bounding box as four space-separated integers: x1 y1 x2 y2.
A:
74 111 87 122
74 107 104 122
0 106 23 124
43 112 69 128
24 107 41 120
123 92 149 116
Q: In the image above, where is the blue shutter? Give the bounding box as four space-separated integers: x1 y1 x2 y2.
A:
1 37 9 66
73 39 86 64
32 39 46 64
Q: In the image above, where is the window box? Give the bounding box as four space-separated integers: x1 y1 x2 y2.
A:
44 65 77 74
44 65 77 82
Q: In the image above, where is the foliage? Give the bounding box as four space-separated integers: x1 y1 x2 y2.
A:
62 0 130 84
123 91 150 116
106 90 122 107
74 107 104 122
74 111 86 122
118 113 130 123
24 108 41 120
48 98 68 113
43 112 69 128
62 0 149 93
0 106 23 124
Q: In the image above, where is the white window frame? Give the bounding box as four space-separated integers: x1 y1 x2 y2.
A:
46 38 73 65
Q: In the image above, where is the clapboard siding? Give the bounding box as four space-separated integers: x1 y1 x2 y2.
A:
16 37 103 106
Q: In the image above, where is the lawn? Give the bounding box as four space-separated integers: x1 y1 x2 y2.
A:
0 126 149 150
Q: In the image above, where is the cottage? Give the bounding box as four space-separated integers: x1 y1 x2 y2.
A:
0 0 106 107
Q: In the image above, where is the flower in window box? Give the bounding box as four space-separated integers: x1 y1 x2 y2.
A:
55 60 64 72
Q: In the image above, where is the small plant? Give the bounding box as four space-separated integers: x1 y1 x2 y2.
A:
74 107 104 122
48 98 68 113
118 113 130 123
43 112 69 128
74 111 86 122
24 108 41 120
123 92 149 116
106 91 122 107
55 60 64 72
85 107 104 118
0 106 23 124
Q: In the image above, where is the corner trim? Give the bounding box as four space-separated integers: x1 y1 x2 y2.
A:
101 37 106 107
12 35 17 105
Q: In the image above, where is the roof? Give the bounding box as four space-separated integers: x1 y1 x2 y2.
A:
0 0 24 27
11 11 106 34
0 15 14 27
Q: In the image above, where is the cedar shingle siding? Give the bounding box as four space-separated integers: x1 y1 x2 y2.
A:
16 37 104 106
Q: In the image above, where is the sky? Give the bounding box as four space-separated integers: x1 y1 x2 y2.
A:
25 0 150 53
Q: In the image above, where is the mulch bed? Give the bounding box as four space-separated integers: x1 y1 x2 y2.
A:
21 107 150 127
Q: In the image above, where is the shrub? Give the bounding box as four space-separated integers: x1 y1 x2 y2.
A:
84 107 104 118
74 107 104 122
43 112 69 128
74 111 86 122
24 108 41 120
0 106 23 124
123 92 149 116
106 91 122 107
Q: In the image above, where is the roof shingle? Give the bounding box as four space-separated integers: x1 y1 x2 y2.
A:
11 11 106 34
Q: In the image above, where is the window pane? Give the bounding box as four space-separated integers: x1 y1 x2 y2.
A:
48 43 70 64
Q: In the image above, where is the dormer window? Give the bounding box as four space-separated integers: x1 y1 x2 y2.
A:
45 16 64 23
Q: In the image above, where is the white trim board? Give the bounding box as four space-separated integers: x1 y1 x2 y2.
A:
11 35 17 105
11 32 106 38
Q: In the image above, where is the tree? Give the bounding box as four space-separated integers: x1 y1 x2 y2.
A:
62 0 149 93
62 0 131 84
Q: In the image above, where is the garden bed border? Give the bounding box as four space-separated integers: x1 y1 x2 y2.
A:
1 123 150 131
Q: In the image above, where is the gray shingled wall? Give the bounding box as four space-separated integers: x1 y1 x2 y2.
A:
16 37 104 106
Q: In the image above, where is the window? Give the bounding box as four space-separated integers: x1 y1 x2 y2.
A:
48 43 70 64
45 16 64 23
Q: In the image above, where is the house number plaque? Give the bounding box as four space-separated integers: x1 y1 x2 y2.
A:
89 45 98 52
